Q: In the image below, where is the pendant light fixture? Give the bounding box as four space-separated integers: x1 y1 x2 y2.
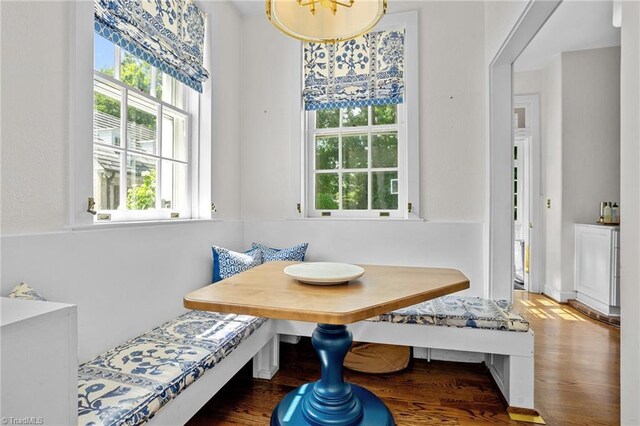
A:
266 0 387 44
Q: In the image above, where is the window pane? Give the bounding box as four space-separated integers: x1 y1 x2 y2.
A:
342 134 368 169
316 109 339 129
94 34 115 76
162 112 187 161
342 107 368 127
154 69 163 100
156 73 185 109
126 154 157 210
315 136 339 170
315 174 339 210
342 172 368 210
372 171 398 210
371 133 398 168
161 160 188 212
93 146 121 210
373 104 397 125
127 94 157 154
120 50 152 94
94 81 122 147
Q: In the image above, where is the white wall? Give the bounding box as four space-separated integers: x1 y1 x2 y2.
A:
0 1 246 361
484 0 529 65
561 46 620 297
619 1 640 423
209 1 243 219
240 1 486 222
240 1 488 294
541 55 564 300
1 1 69 234
513 70 542 95
1 222 243 362
245 220 484 297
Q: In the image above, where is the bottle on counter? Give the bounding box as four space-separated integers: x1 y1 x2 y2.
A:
612 203 619 224
604 202 612 224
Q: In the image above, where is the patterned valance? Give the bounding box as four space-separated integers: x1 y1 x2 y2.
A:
303 29 405 111
94 0 209 93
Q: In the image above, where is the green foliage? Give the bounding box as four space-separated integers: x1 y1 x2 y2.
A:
342 135 368 169
96 53 157 129
371 133 398 168
315 174 339 209
315 136 339 169
373 105 396 125
127 169 156 210
94 92 120 118
316 109 340 129
342 173 368 209
342 107 368 127
372 171 398 210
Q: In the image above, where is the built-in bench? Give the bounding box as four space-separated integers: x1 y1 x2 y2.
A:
78 311 279 426
277 296 535 410
78 295 533 425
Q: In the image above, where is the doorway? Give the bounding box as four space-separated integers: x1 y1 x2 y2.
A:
512 95 541 294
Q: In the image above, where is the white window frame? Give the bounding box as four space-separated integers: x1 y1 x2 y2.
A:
92 59 191 221
290 10 420 220
306 105 407 218
68 1 211 227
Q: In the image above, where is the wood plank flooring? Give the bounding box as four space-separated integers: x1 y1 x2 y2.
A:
187 293 620 425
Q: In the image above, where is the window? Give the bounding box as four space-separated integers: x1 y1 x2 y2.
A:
92 35 191 221
307 104 406 217
299 12 419 219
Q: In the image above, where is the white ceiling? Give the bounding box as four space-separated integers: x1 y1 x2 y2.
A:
229 0 263 16
515 0 621 72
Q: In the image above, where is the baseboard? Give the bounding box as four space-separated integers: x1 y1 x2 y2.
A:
543 285 575 303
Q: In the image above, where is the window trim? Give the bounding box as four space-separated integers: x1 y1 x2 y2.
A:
68 2 211 227
290 10 420 220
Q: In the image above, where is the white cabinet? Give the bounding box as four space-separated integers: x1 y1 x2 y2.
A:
574 224 620 316
1 298 78 425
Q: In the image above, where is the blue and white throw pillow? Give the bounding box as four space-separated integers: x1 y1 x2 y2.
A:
212 246 262 283
251 242 308 263
7 282 47 301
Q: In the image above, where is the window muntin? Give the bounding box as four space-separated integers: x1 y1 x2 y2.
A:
92 34 191 221
308 104 405 217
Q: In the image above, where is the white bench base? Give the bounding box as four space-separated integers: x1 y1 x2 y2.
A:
148 317 535 425
276 319 535 410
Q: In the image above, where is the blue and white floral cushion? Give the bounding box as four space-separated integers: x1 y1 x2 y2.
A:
212 246 262 283
6 283 47 301
252 242 308 263
78 311 267 426
371 296 529 332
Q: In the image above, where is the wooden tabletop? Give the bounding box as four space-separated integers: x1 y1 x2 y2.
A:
184 261 469 325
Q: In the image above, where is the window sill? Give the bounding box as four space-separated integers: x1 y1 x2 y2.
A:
286 216 425 222
65 218 225 231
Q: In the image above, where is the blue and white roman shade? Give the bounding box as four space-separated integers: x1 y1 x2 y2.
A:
94 0 209 92
303 29 405 111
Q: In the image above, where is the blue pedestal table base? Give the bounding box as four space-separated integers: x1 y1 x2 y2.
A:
270 323 395 426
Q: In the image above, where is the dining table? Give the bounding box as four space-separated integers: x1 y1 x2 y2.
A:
184 261 469 426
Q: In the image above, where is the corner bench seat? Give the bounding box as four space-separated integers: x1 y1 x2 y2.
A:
369 296 530 332
78 311 267 426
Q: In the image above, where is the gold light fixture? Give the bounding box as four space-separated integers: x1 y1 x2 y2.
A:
266 0 387 44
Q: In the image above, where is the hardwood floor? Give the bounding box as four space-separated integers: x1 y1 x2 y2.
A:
187 293 620 425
